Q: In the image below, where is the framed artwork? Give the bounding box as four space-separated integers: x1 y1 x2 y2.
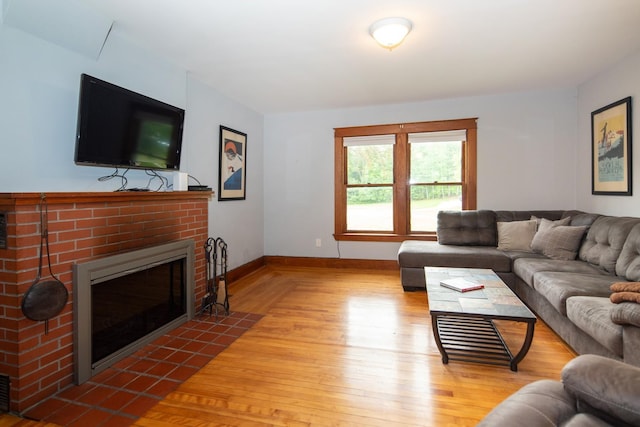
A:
591 96 632 195
218 126 247 201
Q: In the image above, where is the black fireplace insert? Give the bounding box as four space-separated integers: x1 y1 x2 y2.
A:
73 240 194 384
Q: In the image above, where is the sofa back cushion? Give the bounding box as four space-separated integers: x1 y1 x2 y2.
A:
495 210 566 222
579 216 640 273
616 223 640 281
437 210 496 246
568 212 600 228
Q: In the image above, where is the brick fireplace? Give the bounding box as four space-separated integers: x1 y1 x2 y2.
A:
0 191 211 413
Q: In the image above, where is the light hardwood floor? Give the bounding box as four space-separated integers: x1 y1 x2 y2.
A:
1 265 576 426
135 265 576 426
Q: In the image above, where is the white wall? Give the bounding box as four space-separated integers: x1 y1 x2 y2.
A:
0 7 265 269
184 78 264 268
577 49 640 215
263 89 578 260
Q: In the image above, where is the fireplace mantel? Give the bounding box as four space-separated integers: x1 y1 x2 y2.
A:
0 191 211 413
0 190 213 207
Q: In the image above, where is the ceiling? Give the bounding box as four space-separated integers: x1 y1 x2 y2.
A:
78 0 640 114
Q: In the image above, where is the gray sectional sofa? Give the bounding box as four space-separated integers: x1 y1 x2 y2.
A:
397 210 640 367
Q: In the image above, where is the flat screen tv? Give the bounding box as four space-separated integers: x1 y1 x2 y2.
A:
75 74 184 170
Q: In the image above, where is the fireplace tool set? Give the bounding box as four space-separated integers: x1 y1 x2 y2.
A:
201 237 230 320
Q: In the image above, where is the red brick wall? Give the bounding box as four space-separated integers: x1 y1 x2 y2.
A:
0 192 211 413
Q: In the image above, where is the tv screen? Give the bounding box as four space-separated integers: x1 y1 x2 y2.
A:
75 74 184 170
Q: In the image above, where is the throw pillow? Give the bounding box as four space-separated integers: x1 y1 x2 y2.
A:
610 292 640 304
530 216 571 231
530 225 588 260
610 302 640 327
496 220 537 251
610 282 640 293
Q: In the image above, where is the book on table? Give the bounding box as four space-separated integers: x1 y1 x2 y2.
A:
439 277 484 292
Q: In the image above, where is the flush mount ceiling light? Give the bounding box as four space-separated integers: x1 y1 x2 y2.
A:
369 17 412 50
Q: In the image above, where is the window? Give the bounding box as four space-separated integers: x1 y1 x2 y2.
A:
343 134 395 231
334 118 477 242
408 130 467 233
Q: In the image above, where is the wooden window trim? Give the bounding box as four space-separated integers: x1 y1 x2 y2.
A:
334 118 477 242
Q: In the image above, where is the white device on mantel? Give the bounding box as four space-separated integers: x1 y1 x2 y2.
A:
173 172 188 191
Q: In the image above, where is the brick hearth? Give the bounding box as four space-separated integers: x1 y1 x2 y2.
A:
0 191 212 413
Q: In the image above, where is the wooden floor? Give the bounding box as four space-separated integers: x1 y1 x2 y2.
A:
3 265 577 426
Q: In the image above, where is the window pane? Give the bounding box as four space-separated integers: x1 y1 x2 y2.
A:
410 140 462 183
410 185 462 232
347 145 393 185
347 187 393 231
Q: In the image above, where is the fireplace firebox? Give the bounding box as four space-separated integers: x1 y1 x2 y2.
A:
73 239 195 384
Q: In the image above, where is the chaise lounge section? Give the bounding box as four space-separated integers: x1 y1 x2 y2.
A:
398 209 640 367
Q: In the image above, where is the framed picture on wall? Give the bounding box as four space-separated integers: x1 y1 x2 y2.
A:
591 96 632 195
218 126 247 201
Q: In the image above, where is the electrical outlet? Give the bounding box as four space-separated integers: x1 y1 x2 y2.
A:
315 238 322 247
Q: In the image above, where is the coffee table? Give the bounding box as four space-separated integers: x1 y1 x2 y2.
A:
425 267 536 371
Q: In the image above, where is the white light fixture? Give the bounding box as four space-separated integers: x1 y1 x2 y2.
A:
369 17 412 50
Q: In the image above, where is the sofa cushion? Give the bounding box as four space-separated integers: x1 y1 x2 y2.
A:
497 220 537 251
513 257 607 287
579 216 640 274
615 223 640 281
437 210 497 246
501 250 547 263
533 272 617 315
566 297 623 356
562 354 640 427
398 240 511 271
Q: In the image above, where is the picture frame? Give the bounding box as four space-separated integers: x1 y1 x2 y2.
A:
591 96 632 195
218 126 247 201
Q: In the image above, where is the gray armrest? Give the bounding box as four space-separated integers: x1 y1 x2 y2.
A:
562 354 640 426
477 380 576 426
610 302 640 327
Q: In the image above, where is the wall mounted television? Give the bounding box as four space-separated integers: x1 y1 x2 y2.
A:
75 74 185 170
